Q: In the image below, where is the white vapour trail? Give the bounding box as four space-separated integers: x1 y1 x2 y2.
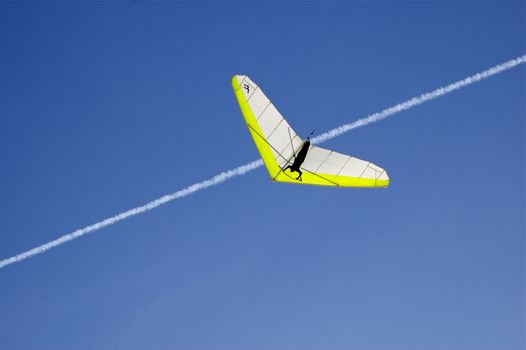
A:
311 55 526 144
0 160 263 269
1 55 524 269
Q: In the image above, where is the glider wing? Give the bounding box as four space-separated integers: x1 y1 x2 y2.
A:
232 75 389 187
282 145 389 187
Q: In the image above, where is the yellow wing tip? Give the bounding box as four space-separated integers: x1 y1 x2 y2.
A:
231 75 239 89
377 179 390 188
231 75 247 89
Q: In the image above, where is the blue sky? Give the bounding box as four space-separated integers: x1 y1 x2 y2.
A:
0 2 524 349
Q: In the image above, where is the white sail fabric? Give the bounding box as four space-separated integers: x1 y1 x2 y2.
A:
301 145 389 183
234 75 303 168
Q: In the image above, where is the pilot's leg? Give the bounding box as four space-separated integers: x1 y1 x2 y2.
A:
296 169 303 182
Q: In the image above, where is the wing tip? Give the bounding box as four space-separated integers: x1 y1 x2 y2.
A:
231 74 247 85
231 75 239 89
376 170 390 188
377 179 390 188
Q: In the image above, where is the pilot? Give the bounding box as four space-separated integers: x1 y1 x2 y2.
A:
284 164 303 182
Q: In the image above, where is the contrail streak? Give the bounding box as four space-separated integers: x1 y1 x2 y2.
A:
311 55 526 144
0 160 264 269
1 55 524 269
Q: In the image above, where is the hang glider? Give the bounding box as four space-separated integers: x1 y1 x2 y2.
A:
231 75 389 188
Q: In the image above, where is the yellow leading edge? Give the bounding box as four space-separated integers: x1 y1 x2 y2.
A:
232 75 389 188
